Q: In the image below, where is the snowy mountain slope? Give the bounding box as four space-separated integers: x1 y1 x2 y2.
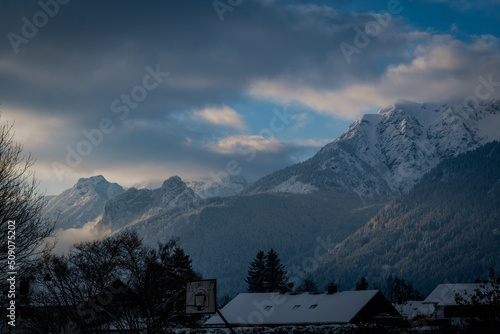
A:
130 175 249 198
99 176 198 231
313 141 500 294
245 100 500 198
43 175 124 230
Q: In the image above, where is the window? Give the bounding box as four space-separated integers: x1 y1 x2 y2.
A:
264 305 272 311
309 304 318 309
292 305 301 310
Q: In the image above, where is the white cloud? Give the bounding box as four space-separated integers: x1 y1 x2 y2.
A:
290 138 335 148
51 218 112 254
381 34 500 101
248 80 388 119
249 34 500 118
207 135 285 154
194 106 246 129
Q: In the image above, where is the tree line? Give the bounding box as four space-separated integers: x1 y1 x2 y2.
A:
244 249 422 304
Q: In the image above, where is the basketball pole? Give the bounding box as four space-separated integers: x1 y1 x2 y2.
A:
216 308 237 334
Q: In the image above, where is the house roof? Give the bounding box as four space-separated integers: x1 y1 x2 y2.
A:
205 290 384 326
423 283 495 306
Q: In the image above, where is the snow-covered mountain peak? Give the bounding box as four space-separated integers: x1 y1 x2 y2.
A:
246 100 500 198
99 176 198 231
157 176 197 205
377 99 420 115
44 175 124 229
76 174 106 186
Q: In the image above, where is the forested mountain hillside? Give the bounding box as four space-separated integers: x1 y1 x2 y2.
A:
314 141 500 294
122 191 385 295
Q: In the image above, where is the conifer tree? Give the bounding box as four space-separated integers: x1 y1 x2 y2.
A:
246 251 266 292
264 249 288 292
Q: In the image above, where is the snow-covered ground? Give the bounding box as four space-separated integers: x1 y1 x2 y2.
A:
170 324 443 334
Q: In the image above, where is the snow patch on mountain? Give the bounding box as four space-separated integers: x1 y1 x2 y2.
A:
186 175 249 198
271 176 318 194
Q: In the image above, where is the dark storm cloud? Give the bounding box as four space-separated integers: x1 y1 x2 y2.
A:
0 0 414 122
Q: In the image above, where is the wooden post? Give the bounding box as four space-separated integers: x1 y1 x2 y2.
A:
216 308 237 334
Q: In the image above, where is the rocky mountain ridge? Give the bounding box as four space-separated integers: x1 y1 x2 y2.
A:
43 175 124 230
246 100 500 198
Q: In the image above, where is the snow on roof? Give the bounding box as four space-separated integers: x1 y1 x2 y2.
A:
205 290 380 326
423 284 495 306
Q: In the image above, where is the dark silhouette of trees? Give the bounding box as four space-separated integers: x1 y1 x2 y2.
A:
245 249 289 292
137 239 202 331
0 121 54 269
28 231 144 332
26 232 201 333
246 250 266 292
0 120 54 332
455 267 500 333
265 249 288 292
386 277 421 303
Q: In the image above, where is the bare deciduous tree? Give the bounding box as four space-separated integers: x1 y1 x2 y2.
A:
0 121 54 269
0 120 54 332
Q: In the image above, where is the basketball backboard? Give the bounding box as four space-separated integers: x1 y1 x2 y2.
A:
186 279 217 314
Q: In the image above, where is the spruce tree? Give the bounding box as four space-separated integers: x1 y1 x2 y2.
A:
264 249 288 292
246 251 266 292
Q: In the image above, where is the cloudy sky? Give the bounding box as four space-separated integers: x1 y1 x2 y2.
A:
0 0 499 195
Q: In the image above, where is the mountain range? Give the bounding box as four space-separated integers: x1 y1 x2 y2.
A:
246 100 500 198
43 99 500 296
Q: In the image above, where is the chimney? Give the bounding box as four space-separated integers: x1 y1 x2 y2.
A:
327 283 338 294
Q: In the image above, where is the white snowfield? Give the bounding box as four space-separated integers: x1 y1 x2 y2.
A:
271 175 318 194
